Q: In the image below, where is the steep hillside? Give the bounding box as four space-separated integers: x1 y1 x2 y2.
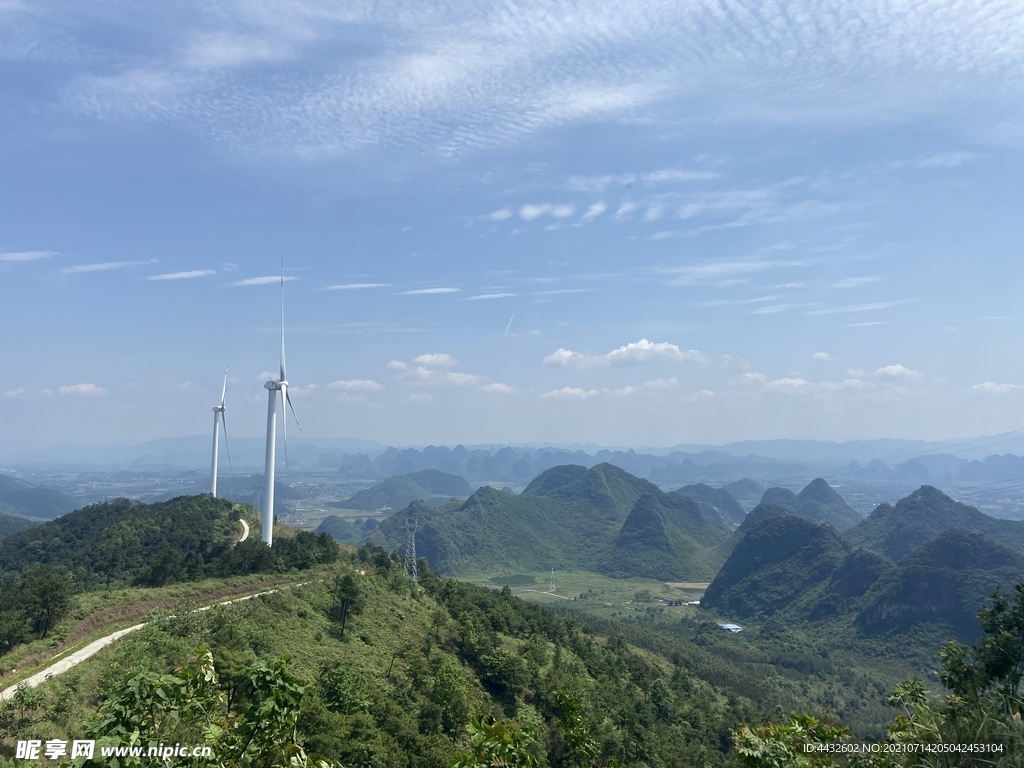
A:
369 464 730 580
758 479 861 532
340 475 449 511
795 478 863 531
701 516 851 619
844 485 1024 561
405 468 474 496
736 503 792 536
675 483 746 525
859 529 1024 638
0 474 77 520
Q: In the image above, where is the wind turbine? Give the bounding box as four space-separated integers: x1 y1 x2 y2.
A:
261 269 301 546
209 369 232 497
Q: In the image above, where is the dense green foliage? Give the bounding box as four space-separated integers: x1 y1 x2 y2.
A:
759 479 863 532
4 549 774 768
0 496 336 588
0 474 76 521
370 464 730 580
859 529 1024 638
844 485 1024 561
735 504 792 536
731 584 1024 767
702 516 852 619
0 566 75 652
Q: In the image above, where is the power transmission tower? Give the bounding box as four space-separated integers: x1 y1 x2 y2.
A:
405 512 419 580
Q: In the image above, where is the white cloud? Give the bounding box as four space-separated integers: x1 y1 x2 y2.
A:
148 269 215 281
813 352 836 361
642 169 718 183
830 276 880 288
2 388 26 398
481 382 515 394
406 393 433 403
488 208 513 221
644 377 678 390
551 204 575 218
386 360 408 371
542 387 599 400
233 275 298 286
1 250 54 262
328 379 382 391
60 261 149 274
325 283 390 290
581 202 607 220
466 292 515 300
666 259 805 286
874 364 920 377
545 339 706 369
695 389 714 397
567 175 633 193
611 386 637 396
808 300 912 315
58 383 106 396
398 287 460 295
413 353 456 367
918 152 979 168
256 371 278 381
971 382 1017 394
520 204 551 220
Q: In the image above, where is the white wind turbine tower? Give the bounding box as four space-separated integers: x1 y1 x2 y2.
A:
209 369 232 497
261 271 301 546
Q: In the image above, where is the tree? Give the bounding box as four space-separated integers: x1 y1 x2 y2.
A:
732 713 849 768
14 565 75 639
328 574 365 638
87 649 339 768
451 715 540 768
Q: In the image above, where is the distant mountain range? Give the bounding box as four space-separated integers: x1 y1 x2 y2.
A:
368 463 731 580
0 473 77 521
332 470 473 511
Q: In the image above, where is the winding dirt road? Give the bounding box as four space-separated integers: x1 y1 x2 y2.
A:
0 582 304 700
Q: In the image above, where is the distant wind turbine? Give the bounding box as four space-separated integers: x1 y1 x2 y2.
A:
209 369 232 497
261 268 301 546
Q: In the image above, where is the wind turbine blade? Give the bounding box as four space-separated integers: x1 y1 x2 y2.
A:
281 384 288 467
220 368 228 407
285 389 302 431
220 411 233 475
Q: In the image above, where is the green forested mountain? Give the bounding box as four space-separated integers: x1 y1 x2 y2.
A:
340 475 454 511
0 495 336 588
675 483 746 525
701 515 852 619
406 469 474 496
757 479 862 532
735 503 792 536
858 528 1024 638
0 473 77 520
369 464 730 580
844 484 1024 560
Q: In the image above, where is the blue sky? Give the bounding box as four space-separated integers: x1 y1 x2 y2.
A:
2 0 1024 449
